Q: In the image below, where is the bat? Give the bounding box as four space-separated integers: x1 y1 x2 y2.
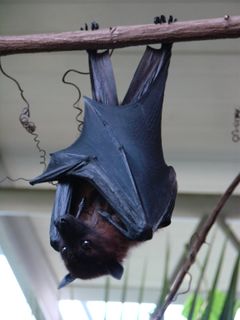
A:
30 16 177 288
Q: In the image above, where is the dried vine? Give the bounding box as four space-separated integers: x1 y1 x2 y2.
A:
0 57 47 183
0 56 93 185
61 68 89 133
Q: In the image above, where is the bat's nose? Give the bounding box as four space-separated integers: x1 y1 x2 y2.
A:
60 217 67 225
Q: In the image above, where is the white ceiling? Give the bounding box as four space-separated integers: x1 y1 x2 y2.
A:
0 1 240 319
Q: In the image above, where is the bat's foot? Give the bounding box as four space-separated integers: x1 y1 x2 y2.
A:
154 15 177 24
80 21 99 31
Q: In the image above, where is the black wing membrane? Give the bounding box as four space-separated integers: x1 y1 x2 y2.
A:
123 44 172 105
88 49 119 105
30 44 177 243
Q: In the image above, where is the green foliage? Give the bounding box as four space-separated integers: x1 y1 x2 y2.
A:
187 234 216 320
207 291 226 320
137 261 148 320
182 294 205 319
182 246 240 320
219 255 240 320
201 241 227 320
151 238 171 319
157 238 171 307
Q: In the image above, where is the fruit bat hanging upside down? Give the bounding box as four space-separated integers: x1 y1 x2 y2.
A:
30 16 177 288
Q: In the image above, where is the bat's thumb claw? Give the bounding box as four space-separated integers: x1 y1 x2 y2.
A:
138 227 153 241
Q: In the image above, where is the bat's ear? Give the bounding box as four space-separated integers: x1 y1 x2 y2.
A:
58 273 76 289
107 261 124 280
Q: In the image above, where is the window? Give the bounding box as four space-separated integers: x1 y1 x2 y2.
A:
59 300 186 320
0 254 36 320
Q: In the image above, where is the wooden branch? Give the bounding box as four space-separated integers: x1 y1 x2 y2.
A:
169 215 207 284
1 15 240 56
151 172 240 320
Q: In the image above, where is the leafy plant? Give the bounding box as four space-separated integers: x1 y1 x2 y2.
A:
182 244 240 320
151 238 171 319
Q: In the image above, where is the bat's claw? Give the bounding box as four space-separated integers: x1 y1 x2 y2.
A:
154 15 177 24
80 21 99 31
76 197 85 219
91 21 99 30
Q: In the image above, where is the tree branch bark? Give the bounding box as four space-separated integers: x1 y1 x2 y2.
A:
151 172 240 320
0 15 240 56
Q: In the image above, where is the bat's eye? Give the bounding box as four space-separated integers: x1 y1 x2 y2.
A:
61 246 68 255
81 240 92 251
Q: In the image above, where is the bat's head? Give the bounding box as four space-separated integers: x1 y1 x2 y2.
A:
55 213 127 288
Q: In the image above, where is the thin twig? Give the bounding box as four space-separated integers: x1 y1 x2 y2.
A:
151 172 240 320
0 57 48 171
0 15 240 55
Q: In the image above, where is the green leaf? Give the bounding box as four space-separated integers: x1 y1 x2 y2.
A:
104 276 111 320
104 276 111 302
234 299 240 315
182 294 204 319
219 254 240 320
138 260 148 304
208 290 226 320
158 238 171 307
152 237 171 319
201 240 227 320
183 232 217 320
188 240 214 319
120 263 129 320
137 261 148 320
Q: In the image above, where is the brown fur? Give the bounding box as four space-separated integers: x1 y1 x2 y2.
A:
78 182 138 261
57 180 139 280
